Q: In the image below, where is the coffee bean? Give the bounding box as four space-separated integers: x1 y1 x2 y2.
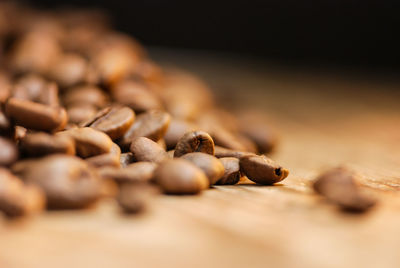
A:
130 137 168 163
111 79 163 113
119 110 170 149
5 98 67 132
57 127 112 158
49 53 88 88
0 137 18 166
67 104 98 124
86 142 121 168
240 154 289 185
132 61 164 84
154 159 209 194
0 168 45 217
214 146 254 159
117 183 158 214
174 131 215 157
164 119 197 150
17 155 101 209
120 152 135 168
99 162 157 184
181 152 224 185
20 132 75 157
82 106 135 140
313 167 377 212
62 85 108 108
216 157 241 185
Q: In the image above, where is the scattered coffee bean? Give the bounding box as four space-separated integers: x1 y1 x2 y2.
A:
214 146 254 159
130 137 168 163
67 104 98 124
174 130 215 157
164 118 197 150
117 183 158 214
82 106 135 140
0 137 18 166
181 152 224 185
62 85 108 108
20 132 75 157
240 154 289 185
49 53 88 88
86 142 121 168
313 167 377 212
216 157 241 185
99 162 157 184
154 159 209 194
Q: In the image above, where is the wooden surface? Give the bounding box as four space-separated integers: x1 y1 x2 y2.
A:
1 50 400 268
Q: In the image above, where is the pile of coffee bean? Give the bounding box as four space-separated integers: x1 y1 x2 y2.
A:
0 3 288 217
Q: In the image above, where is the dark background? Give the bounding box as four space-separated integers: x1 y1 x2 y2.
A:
31 0 400 71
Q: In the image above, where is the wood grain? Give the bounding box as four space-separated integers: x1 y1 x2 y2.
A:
1 49 400 268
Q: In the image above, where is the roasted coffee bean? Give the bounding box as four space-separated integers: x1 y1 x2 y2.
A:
119 110 170 149
154 159 209 194
62 85 108 108
20 132 75 157
18 155 101 209
240 154 289 185
117 183 158 214
174 131 215 157
132 61 163 84
112 79 163 113
209 126 249 152
120 152 135 168
5 98 67 132
0 137 18 166
313 167 377 212
0 168 45 217
216 157 241 185
214 146 254 159
130 137 168 163
82 106 135 140
67 104 98 124
57 127 112 158
181 152 224 185
99 162 157 184
164 119 197 150
86 142 121 168
49 53 88 88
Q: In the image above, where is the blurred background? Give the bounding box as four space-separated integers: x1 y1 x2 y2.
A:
30 0 400 75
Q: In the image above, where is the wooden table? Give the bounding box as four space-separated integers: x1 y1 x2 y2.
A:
1 50 400 268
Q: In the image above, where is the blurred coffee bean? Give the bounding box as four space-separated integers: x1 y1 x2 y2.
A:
0 137 18 166
0 168 45 217
240 154 289 185
120 152 135 168
18 154 101 209
48 53 88 88
99 161 157 184
86 142 121 168
57 127 112 158
164 119 197 150
313 167 377 212
112 79 163 113
154 159 209 194
130 137 168 163
174 131 215 157
117 183 158 214
214 146 254 159
132 61 164 84
82 106 135 140
5 98 67 132
216 157 241 185
119 110 170 149
67 104 98 125
181 152 224 185
20 132 75 157
62 85 108 108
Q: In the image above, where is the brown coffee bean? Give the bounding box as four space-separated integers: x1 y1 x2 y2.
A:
130 137 168 163
214 146 254 159
86 142 121 168
20 132 75 157
0 137 18 166
5 98 67 132
111 79 163 113
67 104 98 124
18 155 101 209
164 119 197 150
117 183 158 214
174 131 215 157
57 127 112 158
119 110 170 149
181 152 224 185
82 106 135 140
209 126 249 152
99 162 157 184
154 158 209 194
62 85 108 108
240 154 289 185
120 152 135 168
313 167 377 212
0 168 45 217
49 53 88 88
216 157 241 185
132 61 163 84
